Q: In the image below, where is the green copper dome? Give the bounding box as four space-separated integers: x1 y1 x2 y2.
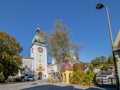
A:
32 27 46 45
68 50 74 54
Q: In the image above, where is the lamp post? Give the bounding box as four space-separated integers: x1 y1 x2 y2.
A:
96 3 119 90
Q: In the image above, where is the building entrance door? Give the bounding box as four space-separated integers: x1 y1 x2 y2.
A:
38 72 42 80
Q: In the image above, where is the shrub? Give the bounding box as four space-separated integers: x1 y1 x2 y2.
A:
70 71 85 84
14 78 21 82
70 71 95 86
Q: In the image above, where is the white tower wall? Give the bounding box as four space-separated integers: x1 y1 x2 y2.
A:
30 44 48 79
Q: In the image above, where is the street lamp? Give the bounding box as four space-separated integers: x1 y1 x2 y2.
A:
96 3 119 90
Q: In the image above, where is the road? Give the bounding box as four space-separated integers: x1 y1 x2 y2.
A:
0 80 115 90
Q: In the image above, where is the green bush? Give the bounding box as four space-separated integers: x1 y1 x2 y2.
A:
14 78 21 82
70 71 95 86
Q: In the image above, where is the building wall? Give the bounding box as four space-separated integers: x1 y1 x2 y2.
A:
21 57 33 75
30 44 48 79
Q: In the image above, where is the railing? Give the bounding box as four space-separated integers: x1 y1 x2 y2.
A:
95 78 116 88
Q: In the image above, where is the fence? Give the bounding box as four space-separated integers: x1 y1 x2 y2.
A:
95 78 116 88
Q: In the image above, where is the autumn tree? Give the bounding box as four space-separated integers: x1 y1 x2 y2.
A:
90 55 115 71
48 20 81 64
107 55 114 65
0 32 22 81
73 63 85 71
91 56 107 66
47 20 81 81
88 64 94 72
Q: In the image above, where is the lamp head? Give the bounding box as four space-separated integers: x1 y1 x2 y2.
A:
96 3 104 9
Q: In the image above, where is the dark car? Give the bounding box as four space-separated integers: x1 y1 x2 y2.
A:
27 74 35 81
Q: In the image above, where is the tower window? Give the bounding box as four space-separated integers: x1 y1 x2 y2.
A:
39 59 41 63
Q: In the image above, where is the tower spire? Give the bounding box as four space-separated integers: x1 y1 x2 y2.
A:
37 24 40 28
36 24 40 32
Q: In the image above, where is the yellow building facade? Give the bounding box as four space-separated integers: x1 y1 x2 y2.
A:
61 63 73 84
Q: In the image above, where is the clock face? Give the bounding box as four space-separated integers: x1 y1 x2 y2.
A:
38 47 43 53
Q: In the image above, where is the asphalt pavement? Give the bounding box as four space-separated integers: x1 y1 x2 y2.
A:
0 80 115 90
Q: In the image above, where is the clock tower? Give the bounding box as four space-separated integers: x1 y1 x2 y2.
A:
30 27 48 79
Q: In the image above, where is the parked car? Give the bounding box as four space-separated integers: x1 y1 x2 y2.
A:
27 74 35 81
22 74 36 81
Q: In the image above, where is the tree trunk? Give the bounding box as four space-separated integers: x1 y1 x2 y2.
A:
58 64 61 82
3 70 9 81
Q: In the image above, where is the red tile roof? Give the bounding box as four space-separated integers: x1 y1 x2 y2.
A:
61 63 73 71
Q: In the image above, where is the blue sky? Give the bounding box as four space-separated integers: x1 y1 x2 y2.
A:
0 0 120 63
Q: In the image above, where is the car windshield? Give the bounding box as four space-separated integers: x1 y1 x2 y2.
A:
28 75 34 78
